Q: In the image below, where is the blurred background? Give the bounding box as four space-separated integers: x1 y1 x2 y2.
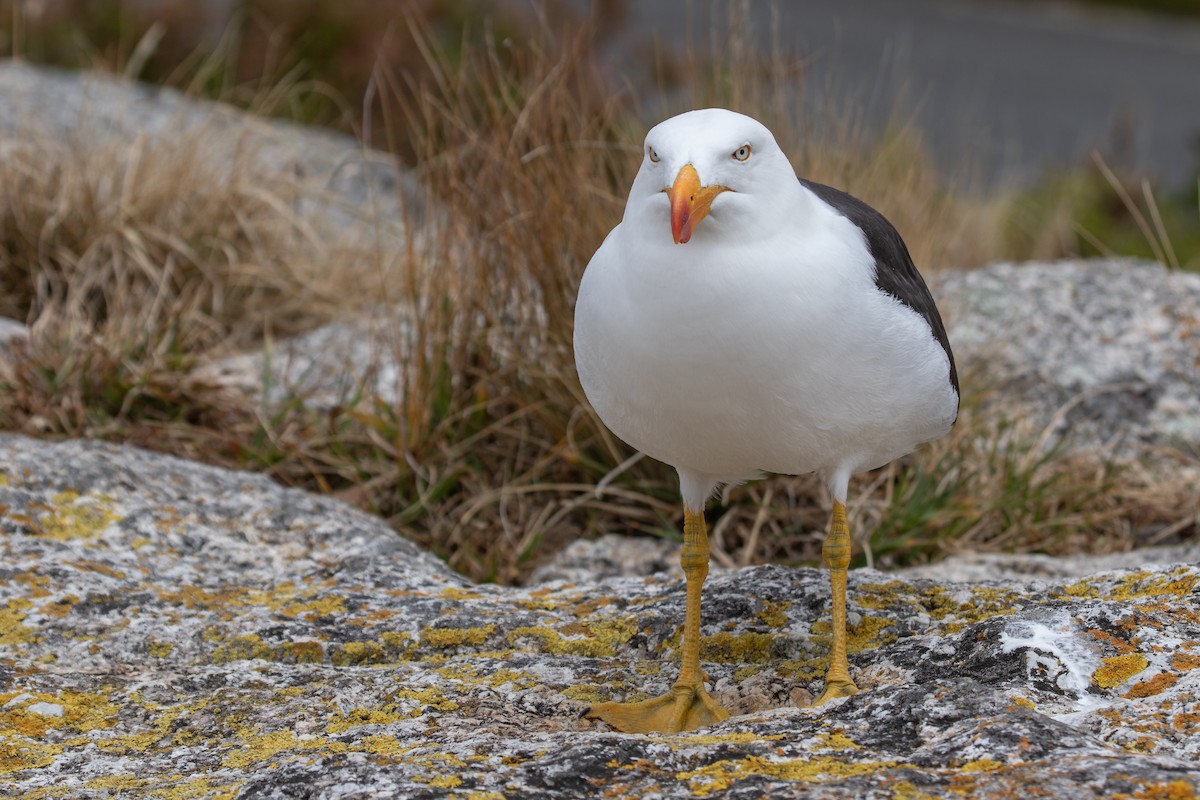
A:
3 0 1198 259
1 0 1198 582
5 0 1200 175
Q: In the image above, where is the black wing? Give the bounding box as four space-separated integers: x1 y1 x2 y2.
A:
800 179 959 397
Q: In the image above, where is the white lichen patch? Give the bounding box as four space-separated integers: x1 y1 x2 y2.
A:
1000 612 1104 706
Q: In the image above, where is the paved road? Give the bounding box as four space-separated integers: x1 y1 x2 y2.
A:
608 0 1200 188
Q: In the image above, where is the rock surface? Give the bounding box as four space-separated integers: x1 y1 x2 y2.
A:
936 259 1200 459
196 310 414 409
2 435 1198 798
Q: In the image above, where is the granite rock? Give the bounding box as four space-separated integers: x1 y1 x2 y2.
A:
0 62 420 252
936 259 1200 459
2 435 1197 798
195 310 415 408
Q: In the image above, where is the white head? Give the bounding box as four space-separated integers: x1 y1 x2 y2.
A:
623 108 801 247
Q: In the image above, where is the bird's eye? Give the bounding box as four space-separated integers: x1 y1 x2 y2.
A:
648 146 660 163
732 144 751 162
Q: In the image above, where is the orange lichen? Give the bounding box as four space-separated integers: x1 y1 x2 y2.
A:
1088 628 1138 654
1123 672 1178 699
1110 780 1198 800
1170 651 1200 672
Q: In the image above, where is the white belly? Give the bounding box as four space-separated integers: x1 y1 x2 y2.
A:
573 222 958 483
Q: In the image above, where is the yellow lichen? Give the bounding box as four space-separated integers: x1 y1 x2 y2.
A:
382 631 414 649
0 738 60 775
148 640 175 658
394 686 459 713
0 690 119 737
13 571 53 598
959 587 1021 622
891 781 937 800
358 734 408 756
917 585 961 620
814 731 859 750
1092 653 1150 689
959 757 1002 772
161 776 242 800
39 594 80 618
0 598 37 646
326 705 407 734
441 587 485 601
422 625 497 650
436 663 538 691
677 754 898 796
699 632 776 664
69 559 126 580
633 660 665 676
561 685 610 703
222 729 349 769
414 775 462 788
84 775 153 791
507 619 635 658
31 491 121 541
160 585 251 614
756 600 791 628
810 616 896 654
211 634 273 663
672 732 785 746
732 664 766 681
1111 569 1198 601
1057 580 1101 599
279 641 325 664
855 581 908 611
92 701 195 754
776 658 826 682
278 595 347 619
330 641 386 666
1009 696 1036 710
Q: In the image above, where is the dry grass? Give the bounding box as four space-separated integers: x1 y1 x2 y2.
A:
0 129 327 345
0 9 1195 583
0 97 388 440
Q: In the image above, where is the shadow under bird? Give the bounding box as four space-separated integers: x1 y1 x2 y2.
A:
573 108 959 733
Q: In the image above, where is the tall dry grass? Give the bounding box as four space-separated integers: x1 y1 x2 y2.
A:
0 100 387 442
0 9 1193 583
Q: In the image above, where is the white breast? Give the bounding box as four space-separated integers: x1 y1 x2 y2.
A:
573 199 958 490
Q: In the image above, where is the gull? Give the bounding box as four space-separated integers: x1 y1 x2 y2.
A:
573 108 959 733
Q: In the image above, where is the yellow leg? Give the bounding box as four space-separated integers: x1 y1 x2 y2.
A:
585 509 730 733
812 500 859 705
